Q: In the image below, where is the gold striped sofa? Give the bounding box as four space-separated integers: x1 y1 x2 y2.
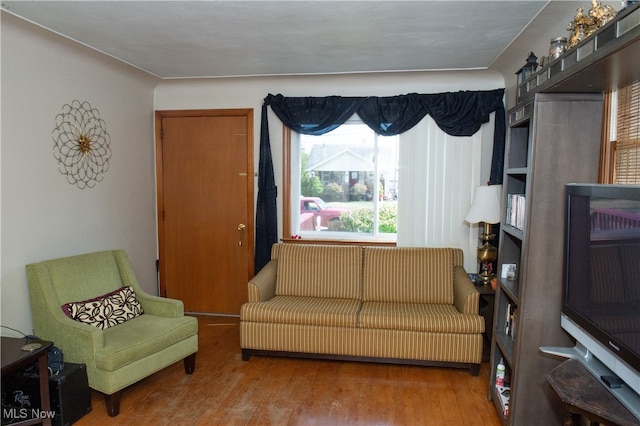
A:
240 243 484 375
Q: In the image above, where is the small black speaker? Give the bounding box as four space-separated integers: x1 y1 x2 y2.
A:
2 362 91 426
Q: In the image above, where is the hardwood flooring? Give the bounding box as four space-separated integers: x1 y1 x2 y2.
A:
76 315 501 425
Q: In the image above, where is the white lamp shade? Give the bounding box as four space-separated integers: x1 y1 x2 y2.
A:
465 185 503 224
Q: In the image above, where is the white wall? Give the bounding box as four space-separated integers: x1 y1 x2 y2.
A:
155 71 505 270
1 13 159 335
1 11 508 335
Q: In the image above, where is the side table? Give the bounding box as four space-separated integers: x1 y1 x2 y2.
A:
476 284 495 361
1 336 54 426
546 359 639 426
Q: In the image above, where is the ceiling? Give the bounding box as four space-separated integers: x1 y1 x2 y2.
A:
1 1 550 79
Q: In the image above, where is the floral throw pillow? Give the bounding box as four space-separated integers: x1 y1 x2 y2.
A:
61 286 144 330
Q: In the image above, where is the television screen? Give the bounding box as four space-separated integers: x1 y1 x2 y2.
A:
565 185 640 370
560 183 640 419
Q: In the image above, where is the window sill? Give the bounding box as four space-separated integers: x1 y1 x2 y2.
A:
280 238 396 247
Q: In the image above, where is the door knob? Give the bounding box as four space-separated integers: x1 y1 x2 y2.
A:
237 223 246 246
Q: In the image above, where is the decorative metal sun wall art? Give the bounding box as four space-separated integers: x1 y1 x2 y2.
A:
52 100 112 189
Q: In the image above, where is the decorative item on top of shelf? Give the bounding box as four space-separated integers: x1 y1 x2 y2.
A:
567 0 618 49
465 184 503 285
515 52 538 86
52 100 112 189
548 37 568 61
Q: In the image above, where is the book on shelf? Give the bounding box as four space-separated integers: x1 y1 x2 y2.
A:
511 308 517 340
504 303 517 340
505 194 526 230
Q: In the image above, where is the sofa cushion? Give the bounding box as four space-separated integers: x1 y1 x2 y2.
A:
362 247 454 304
359 301 484 333
95 313 198 372
240 296 361 327
275 244 362 299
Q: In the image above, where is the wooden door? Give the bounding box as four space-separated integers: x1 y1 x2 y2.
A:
155 109 253 314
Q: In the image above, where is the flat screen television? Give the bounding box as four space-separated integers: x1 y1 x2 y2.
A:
541 183 640 420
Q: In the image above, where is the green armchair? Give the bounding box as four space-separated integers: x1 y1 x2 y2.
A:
26 250 198 416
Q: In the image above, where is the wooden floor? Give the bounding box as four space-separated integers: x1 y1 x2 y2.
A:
76 315 502 425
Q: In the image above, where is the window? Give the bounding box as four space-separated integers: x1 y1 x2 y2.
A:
285 118 399 241
601 80 640 184
283 112 487 270
615 80 640 184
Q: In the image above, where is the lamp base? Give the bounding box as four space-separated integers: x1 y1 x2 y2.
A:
476 229 497 286
478 271 496 285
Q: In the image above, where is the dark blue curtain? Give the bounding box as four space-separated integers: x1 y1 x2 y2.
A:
254 89 505 273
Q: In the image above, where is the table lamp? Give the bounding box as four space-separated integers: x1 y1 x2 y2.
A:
465 185 503 284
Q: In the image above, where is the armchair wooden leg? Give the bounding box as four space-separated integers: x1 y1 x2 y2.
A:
184 353 196 374
104 391 121 417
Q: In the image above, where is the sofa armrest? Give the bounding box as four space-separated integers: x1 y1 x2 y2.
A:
248 260 277 302
453 266 479 315
42 315 105 365
28 273 105 367
135 292 184 318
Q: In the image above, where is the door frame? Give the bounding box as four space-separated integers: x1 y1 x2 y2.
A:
154 109 254 298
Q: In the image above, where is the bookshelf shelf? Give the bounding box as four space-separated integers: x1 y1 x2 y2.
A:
499 279 519 304
494 330 515 366
489 93 604 425
505 167 528 175
501 225 522 239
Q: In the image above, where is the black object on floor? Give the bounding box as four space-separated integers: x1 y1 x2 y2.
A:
2 362 91 426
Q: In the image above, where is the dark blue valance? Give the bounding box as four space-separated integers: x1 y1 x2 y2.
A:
255 89 506 272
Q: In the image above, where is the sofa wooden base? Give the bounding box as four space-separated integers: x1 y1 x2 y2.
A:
241 348 480 376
